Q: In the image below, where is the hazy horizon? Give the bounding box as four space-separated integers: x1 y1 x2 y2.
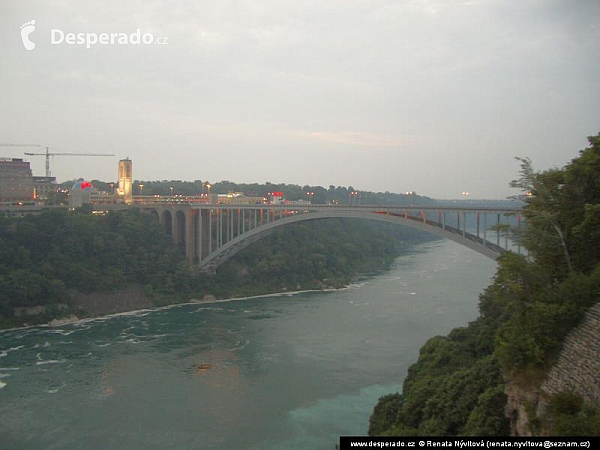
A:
2 0 599 199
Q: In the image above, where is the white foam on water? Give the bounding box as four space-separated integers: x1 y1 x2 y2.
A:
2 284 346 333
227 329 244 334
36 359 65 365
0 380 6 389
43 329 76 336
0 373 11 378
229 340 250 351
188 307 220 314
1 345 25 357
0 367 20 371
36 352 65 365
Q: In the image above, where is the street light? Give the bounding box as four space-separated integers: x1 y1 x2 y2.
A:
306 191 314 203
462 191 469 198
139 183 144 195
349 191 359 205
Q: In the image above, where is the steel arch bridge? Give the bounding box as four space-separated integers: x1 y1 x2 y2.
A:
98 202 523 273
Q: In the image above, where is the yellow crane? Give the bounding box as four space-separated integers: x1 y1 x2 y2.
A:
0 143 115 177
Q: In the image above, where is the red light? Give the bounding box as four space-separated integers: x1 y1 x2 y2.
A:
81 181 93 189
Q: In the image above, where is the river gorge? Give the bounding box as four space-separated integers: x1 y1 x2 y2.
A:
0 240 496 449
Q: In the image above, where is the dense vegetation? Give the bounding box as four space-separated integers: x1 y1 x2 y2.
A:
201 218 431 298
0 208 433 328
370 134 600 436
0 208 181 327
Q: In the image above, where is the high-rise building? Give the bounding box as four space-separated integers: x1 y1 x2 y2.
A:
0 158 34 202
33 176 57 201
117 158 133 204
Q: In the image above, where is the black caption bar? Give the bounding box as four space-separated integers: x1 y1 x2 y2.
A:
339 436 598 450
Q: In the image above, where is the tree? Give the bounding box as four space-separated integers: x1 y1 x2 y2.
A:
510 157 572 272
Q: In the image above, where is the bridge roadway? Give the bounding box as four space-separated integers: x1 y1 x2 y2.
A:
96 201 523 273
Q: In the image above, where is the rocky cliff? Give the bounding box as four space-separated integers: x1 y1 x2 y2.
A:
506 302 600 435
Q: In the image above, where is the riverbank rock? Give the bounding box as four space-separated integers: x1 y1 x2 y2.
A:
48 315 80 327
505 301 600 435
70 285 154 317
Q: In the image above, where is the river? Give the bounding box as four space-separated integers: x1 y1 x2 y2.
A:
0 240 496 449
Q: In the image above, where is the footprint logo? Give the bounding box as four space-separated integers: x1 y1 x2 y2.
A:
20 20 36 50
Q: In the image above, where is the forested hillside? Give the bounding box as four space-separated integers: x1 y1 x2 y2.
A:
0 209 433 328
369 134 600 436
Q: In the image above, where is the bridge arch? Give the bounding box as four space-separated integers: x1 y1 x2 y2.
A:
198 210 506 273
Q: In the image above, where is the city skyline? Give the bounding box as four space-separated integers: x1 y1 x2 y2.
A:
1 0 599 199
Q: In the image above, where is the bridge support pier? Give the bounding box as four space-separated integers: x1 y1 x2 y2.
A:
197 210 203 262
483 213 487 248
209 209 213 254
197 209 212 262
497 213 500 247
185 211 194 262
171 211 179 243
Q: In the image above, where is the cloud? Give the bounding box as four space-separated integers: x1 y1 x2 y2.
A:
302 131 420 148
1 0 599 198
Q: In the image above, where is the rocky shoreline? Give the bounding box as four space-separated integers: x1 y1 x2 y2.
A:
1 284 345 332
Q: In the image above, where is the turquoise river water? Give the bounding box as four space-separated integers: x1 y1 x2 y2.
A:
0 240 497 449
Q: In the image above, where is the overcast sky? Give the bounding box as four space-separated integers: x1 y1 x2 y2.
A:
1 0 599 199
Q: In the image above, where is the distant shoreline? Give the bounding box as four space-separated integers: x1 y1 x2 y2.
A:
0 286 350 333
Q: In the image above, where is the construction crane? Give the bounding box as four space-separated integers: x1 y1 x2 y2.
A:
0 144 115 177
